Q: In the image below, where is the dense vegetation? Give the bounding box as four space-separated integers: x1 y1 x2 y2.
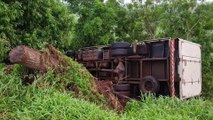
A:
0 0 212 119
0 64 212 120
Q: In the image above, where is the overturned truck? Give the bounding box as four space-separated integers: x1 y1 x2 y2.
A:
67 38 202 99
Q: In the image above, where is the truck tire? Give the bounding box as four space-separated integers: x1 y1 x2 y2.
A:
111 49 129 57
113 84 130 91
140 76 160 93
111 42 130 49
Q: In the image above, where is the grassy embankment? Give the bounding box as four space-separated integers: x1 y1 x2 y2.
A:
0 58 212 120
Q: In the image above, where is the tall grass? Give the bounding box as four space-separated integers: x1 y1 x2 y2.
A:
124 95 213 120
0 64 118 120
0 63 212 120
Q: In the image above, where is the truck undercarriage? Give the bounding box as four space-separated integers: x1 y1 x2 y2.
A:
67 38 202 99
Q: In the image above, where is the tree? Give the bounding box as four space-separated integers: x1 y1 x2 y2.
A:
0 0 76 61
66 0 118 49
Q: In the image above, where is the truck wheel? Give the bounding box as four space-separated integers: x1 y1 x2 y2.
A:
111 42 130 49
111 49 129 57
140 76 159 93
113 84 130 91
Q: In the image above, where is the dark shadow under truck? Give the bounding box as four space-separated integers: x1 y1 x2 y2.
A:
66 38 202 99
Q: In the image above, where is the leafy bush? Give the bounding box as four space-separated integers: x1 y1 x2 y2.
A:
0 36 10 62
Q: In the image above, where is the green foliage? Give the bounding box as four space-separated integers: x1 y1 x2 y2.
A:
194 3 213 98
0 36 10 62
66 0 117 49
0 0 76 61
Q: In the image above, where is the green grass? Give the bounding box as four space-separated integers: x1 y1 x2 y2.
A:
0 64 117 120
123 95 213 120
0 63 212 120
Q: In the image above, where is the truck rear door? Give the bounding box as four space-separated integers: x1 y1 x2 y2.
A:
178 39 202 99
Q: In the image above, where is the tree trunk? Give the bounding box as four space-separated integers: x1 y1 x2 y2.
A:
9 45 68 72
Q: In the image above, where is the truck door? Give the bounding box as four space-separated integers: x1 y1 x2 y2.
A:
178 39 202 99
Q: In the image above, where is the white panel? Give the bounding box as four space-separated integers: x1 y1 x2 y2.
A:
181 82 202 99
179 39 201 58
178 39 202 99
182 56 201 83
